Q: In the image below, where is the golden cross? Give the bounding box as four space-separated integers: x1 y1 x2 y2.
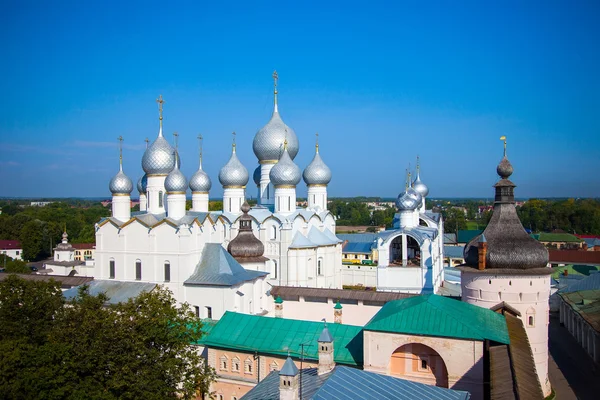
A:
117 136 123 164
500 135 507 156
315 132 319 152
156 95 164 120
197 134 203 161
232 131 236 151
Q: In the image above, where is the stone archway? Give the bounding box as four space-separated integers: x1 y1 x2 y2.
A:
390 343 449 388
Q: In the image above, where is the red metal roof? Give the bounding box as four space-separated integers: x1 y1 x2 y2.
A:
0 240 22 250
549 250 600 265
71 243 95 250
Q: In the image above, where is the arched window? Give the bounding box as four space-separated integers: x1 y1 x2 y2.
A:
135 260 142 280
244 358 253 374
318 259 323 276
109 259 115 279
158 191 163 208
220 355 228 371
270 361 278 371
232 357 240 372
270 225 277 240
528 316 534 326
164 261 170 282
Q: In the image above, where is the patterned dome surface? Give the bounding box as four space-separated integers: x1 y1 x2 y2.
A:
497 156 514 179
190 168 212 192
396 187 422 211
165 163 188 193
141 174 148 192
142 135 176 175
253 111 299 162
270 147 301 186
253 165 261 186
303 151 331 185
137 176 143 193
109 170 133 194
219 148 249 187
412 174 429 197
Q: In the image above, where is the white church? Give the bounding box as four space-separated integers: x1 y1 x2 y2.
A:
63 73 445 319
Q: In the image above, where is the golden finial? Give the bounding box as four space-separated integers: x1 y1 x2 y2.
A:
117 135 124 170
500 135 507 157
156 95 164 120
197 134 203 167
272 70 279 110
284 138 288 150
144 137 149 149
315 132 319 153
232 131 236 152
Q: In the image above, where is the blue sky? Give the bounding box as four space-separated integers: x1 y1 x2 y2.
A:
1 1 598 199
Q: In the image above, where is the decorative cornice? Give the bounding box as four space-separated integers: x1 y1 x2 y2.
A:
259 159 278 165
167 191 186 195
147 173 169 177
112 193 130 197
224 185 246 189
192 191 209 195
275 184 296 189
308 184 328 188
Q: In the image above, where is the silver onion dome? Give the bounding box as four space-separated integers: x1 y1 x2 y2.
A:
303 146 332 186
165 160 187 193
142 134 177 175
253 165 261 186
270 145 301 187
219 146 249 187
497 156 513 179
412 174 429 197
110 170 133 195
396 187 422 211
141 174 148 193
137 176 143 193
253 111 299 162
190 168 212 193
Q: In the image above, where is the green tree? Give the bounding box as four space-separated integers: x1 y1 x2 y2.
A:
0 277 216 400
209 200 223 211
0 254 30 274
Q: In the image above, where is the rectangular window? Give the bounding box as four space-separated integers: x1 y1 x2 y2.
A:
158 191 163 208
194 306 200 318
420 358 428 370
135 261 142 280
206 306 212 319
16 251 19 255
164 263 170 282
109 260 115 279
273 260 278 279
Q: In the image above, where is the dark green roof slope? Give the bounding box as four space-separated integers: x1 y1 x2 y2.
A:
202 312 363 366
458 230 483 244
535 233 582 243
192 319 218 346
365 294 509 344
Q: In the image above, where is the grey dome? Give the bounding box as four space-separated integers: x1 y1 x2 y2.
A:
497 156 513 179
412 174 429 197
396 187 422 211
142 133 176 176
253 110 299 162
140 174 148 192
253 165 261 186
219 147 249 187
110 170 133 195
137 176 143 193
165 161 187 193
227 202 266 261
270 146 301 187
303 149 332 186
190 167 212 193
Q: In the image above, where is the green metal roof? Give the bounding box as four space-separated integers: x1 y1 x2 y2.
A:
202 312 363 366
191 318 218 346
364 294 510 344
457 229 483 244
536 233 583 243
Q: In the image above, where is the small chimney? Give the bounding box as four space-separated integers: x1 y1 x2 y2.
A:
478 234 488 270
274 296 283 318
333 301 343 324
279 356 299 400
318 322 335 375
563 269 568 277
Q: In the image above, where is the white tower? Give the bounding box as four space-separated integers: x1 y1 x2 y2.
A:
219 133 249 215
190 135 211 212
165 133 187 220
109 136 133 222
141 95 177 215
459 137 551 396
303 133 332 211
270 140 301 216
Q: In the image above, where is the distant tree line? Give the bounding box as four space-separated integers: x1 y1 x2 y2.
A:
0 201 109 261
516 198 600 234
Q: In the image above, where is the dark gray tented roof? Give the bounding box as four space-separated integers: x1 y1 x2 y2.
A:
184 243 268 286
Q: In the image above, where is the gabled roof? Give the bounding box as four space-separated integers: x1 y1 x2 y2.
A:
364 294 510 344
0 240 22 250
444 245 465 259
289 231 317 249
242 366 471 400
62 280 157 305
559 272 600 293
535 232 582 243
342 242 373 254
280 357 299 376
184 244 268 287
289 228 340 249
457 229 483 244
378 226 438 246
336 233 378 243
202 312 364 366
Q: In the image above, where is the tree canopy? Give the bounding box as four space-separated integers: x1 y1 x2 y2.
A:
0 275 215 399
